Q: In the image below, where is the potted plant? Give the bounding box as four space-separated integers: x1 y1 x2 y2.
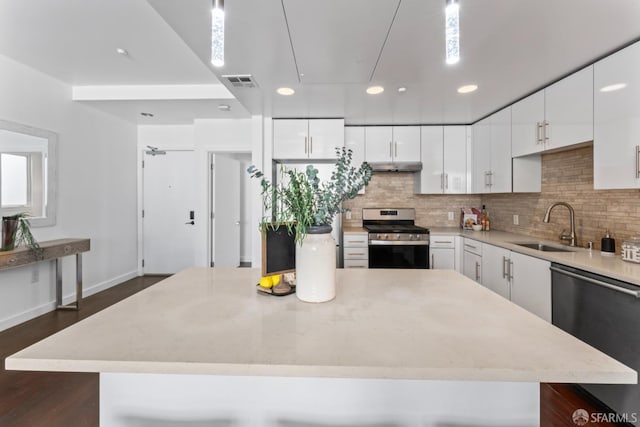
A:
1 213 42 258
248 147 372 302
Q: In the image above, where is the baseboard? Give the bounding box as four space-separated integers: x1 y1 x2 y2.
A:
0 270 139 333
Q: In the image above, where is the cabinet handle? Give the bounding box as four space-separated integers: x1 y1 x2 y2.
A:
464 243 477 250
475 261 480 281
389 141 393 158
431 254 435 269
434 240 452 244
304 136 308 154
536 122 542 145
310 136 313 154
502 256 508 279
509 260 514 281
440 173 444 190
543 121 549 145
445 173 449 190
394 141 398 158
636 145 640 179
349 252 366 256
349 240 366 244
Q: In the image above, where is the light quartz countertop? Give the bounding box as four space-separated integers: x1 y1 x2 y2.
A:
343 226 367 234
6 267 636 384
428 227 640 286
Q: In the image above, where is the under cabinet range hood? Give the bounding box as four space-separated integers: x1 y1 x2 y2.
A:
368 162 422 172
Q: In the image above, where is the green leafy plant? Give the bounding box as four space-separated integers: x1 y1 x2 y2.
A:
248 147 372 243
1 213 43 258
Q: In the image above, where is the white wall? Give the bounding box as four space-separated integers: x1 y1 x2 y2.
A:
0 54 138 331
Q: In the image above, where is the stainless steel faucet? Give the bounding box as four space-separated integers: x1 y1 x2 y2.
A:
543 202 577 247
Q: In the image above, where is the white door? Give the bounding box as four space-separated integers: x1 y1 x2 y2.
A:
392 126 421 162
443 126 467 194
418 126 444 194
364 126 393 162
143 150 196 274
481 243 511 300
211 154 241 268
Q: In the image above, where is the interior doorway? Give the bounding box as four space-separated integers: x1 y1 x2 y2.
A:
209 152 252 268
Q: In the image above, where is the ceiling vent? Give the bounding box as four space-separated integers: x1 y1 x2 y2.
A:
221 74 258 88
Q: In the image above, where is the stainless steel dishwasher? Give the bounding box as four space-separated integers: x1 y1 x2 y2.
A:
551 263 640 425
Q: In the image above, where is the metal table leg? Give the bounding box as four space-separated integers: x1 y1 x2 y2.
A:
56 253 82 311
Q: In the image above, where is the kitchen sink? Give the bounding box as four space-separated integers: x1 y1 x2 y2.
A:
514 242 574 252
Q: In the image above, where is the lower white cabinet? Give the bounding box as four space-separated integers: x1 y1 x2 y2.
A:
430 235 456 270
343 232 368 269
462 238 482 283
481 243 551 322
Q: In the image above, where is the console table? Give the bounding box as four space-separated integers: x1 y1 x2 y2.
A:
0 238 90 310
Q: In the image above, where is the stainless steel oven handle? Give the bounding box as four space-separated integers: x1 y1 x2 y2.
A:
550 266 640 298
369 240 429 246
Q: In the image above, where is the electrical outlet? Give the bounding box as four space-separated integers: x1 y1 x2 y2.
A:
513 214 519 226
345 210 352 220
448 211 454 221
31 267 39 283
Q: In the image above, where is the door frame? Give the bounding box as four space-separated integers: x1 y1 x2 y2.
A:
207 150 252 269
137 146 195 276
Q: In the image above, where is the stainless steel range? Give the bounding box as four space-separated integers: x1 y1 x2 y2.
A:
362 208 430 269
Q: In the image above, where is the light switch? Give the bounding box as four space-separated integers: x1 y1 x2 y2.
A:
448 212 454 221
513 214 519 225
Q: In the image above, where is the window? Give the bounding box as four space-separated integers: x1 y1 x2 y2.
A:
1 153 29 207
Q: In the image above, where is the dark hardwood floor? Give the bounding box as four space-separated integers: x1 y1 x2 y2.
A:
0 275 166 427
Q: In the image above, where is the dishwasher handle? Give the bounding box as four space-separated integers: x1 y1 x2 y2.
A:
550 265 640 298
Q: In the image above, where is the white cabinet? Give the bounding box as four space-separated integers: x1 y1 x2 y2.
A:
273 119 344 160
429 235 456 270
509 251 551 322
365 126 420 163
416 126 466 194
343 232 368 269
462 238 482 283
344 127 365 167
481 243 551 322
481 244 511 299
512 66 593 158
471 107 512 193
594 42 640 189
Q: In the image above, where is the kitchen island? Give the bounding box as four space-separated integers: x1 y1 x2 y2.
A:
6 268 636 426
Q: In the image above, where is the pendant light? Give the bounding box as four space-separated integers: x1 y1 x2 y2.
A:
211 0 225 67
445 0 460 65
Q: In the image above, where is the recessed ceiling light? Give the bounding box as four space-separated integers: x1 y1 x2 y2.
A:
116 48 129 56
277 87 295 96
457 84 478 94
366 86 384 95
218 104 231 111
140 112 154 117
397 87 407 93
600 83 627 92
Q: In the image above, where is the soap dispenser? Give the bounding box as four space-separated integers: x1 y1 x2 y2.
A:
601 229 616 256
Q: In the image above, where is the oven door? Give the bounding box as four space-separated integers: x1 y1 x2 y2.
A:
368 241 429 269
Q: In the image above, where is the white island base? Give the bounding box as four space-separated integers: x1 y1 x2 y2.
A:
101 373 538 427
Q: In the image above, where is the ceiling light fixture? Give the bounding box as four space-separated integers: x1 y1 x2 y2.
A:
140 112 154 117
457 84 477 94
366 86 384 95
445 0 460 65
277 87 295 96
600 83 627 92
397 87 407 93
210 0 225 67
116 48 129 57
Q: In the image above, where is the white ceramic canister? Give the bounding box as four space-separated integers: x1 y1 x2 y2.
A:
295 225 336 303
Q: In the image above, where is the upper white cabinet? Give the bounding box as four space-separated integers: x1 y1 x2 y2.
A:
511 66 593 157
273 119 344 160
365 126 420 163
471 107 512 193
416 126 466 194
344 127 365 167
594 42 640 189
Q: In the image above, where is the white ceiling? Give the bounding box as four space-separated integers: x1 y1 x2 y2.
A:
1 1 639 125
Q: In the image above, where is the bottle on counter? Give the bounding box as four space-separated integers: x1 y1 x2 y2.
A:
485 212 491 231
480 205 487 230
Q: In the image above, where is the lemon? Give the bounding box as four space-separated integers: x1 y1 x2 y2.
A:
271 274 281 286
259 276 273 289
